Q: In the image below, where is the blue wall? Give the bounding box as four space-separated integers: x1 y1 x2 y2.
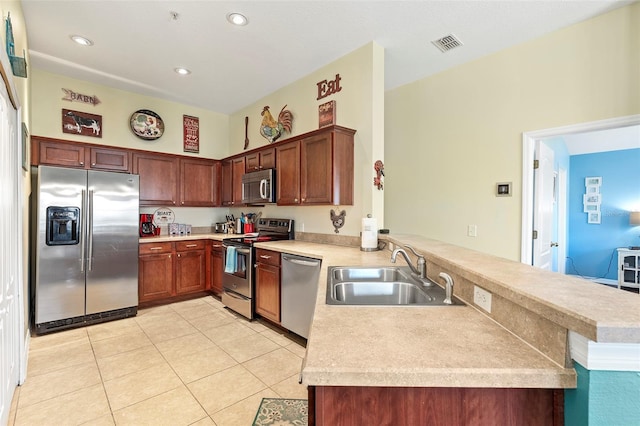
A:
567 148 640 280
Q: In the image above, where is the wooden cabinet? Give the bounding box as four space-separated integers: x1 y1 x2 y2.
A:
246 147 275 172
255 249 281 323
138 242 174 303
179 158 220 206
220 156 246 206
175 240 207 295
276 126 354 205
133 152 179 206
33 137 131 172
209 241 224 295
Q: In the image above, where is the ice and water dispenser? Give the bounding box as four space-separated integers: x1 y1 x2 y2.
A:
46 206 80 246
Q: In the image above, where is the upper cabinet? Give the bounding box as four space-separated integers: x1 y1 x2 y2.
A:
276 126 355 206
32 136 131 172
132 152 179 206
221 156 245 207
246 147 275 172
179 157 220 207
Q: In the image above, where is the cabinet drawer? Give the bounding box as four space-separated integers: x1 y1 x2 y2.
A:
210 240 224 251
139 242 173 255
256 249 280 266
176 240 205 251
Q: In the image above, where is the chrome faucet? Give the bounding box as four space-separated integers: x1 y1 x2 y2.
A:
391 245 429 284
439 272 454 305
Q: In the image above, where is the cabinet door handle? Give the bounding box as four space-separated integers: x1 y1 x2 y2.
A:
185 244 197 248
150 247 163 251
79 161 84 166
177 253 181 258
260 255 271 259
213 244 222 248
91 162 96 166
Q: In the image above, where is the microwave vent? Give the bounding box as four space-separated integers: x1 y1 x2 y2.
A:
432 34 463 53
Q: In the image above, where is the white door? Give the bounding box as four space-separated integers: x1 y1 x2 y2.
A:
533 141 555 270
0 70 20 425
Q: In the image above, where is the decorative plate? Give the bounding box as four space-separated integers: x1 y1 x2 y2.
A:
130 109 164 140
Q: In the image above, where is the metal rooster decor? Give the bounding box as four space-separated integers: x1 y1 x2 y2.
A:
330 209 346 234
374 160 384 190
260 105 293 143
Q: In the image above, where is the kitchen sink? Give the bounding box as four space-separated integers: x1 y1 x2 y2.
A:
326 266 465 306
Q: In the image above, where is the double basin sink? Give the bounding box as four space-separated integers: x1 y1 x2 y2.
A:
326 266 465 306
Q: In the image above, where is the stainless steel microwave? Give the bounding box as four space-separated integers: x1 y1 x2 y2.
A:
241 168 275 204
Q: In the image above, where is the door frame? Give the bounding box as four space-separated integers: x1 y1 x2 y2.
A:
521 114 640 265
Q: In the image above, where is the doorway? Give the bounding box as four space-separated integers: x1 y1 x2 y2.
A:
521 114 640 270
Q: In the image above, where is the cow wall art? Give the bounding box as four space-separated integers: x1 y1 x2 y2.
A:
62 109 102 138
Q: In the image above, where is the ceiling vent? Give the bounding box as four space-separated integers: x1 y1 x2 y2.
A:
431 34 463 53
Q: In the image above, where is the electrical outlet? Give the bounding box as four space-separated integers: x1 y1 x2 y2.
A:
467 225 477 237
300 223 304 232
473 286 492 313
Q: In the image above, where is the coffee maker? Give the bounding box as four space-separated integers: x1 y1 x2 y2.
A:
139 213 156 237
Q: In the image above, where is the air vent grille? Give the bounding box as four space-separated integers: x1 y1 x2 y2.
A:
432 34 463 52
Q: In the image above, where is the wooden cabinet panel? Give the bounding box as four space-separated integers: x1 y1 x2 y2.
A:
89 147 131 172
311 386 561 426
276 141 301 205
133 153 179 206
210 241 224 295
38 140 86 168
255 249 281 323
301 133 333 205
139 252 174 303
221 157 245 206
179 158 219 206
232 157 246 206
221 159 233 206
246 147 276 172
175 240 206 295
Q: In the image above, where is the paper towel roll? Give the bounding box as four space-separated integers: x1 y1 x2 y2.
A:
361 217 378 251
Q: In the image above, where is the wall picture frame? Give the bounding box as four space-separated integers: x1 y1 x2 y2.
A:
588 212 601 224
585 176 602 186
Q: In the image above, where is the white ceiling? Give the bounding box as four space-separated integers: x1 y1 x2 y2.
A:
20 0 635 115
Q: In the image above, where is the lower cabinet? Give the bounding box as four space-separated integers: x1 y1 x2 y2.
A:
139 242 174 303
255 249 281 323
210 241 224 295
139 239 208 305
175 240 206 295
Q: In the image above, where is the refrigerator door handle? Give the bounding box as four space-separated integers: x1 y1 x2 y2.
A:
80 189 87 272
87 189 94 271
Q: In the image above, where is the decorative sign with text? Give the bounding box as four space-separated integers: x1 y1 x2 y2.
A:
183 115 199 153
318 100 336 128
316 73 342 100
61 88 101 106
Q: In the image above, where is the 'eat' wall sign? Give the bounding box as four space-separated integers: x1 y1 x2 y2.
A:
317 74 342 100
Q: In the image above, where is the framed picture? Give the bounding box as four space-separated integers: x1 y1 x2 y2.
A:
583 203 600 213
62 109 102 138
585 177 602 186
583 194 601 204
588 212 601 224
586 185 600 194
318 100 336 128
183 115 199 153
21 122 28 171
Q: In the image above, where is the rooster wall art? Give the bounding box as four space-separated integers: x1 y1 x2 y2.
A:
260 105 293 143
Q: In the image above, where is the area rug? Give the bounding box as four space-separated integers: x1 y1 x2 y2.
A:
252 398 308 426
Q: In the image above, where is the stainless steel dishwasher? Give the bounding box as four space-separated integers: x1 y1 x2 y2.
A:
281 253 322 339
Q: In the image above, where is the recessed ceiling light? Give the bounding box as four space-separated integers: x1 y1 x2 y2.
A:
226 13 248 26
70 35 93 46
174 67 191 75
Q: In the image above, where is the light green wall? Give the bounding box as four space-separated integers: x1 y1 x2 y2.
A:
385 3 640 260
30 69 230 159
228 42 384 236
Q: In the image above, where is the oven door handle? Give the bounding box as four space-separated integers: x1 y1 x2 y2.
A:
224 290 248 301
223 244 251 255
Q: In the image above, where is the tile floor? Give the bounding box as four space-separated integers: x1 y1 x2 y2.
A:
8 296 309 425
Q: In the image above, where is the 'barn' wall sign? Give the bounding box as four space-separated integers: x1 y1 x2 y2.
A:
61 88 101 106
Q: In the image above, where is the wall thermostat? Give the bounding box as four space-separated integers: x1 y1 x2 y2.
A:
496 182 512 197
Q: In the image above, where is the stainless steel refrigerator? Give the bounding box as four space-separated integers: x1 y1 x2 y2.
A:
32 166 139 334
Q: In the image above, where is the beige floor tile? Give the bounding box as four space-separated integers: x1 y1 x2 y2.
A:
271 374 310 399
112 386 208 426
91 328 153 359
188 365 267 414
29 327 89 350
175 303 221 322
243 348 302 386
259 327 299 347
189 416 216 426
8 385 19 425
216 332 280 363
97 345 166 381
244 320 270 333
14 383 110 426
201 321 256 345
18 360 101 408
155 332 218 363
168 345 238 384
86 317 142 342
187 311 237 333
103 362 182 411
79 413 115 425
284 341 308 358
138 316 199 344
27 339 95 377
210 388 280 426
203 296 225 309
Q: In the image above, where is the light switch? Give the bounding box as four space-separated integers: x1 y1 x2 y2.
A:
467 225 477 237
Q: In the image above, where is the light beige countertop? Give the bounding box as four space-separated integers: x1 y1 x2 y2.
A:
139 233 237 243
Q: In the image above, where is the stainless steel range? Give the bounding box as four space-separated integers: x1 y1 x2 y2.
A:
222 218 294 319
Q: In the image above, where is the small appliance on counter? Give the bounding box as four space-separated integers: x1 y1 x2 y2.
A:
139 213 156 237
